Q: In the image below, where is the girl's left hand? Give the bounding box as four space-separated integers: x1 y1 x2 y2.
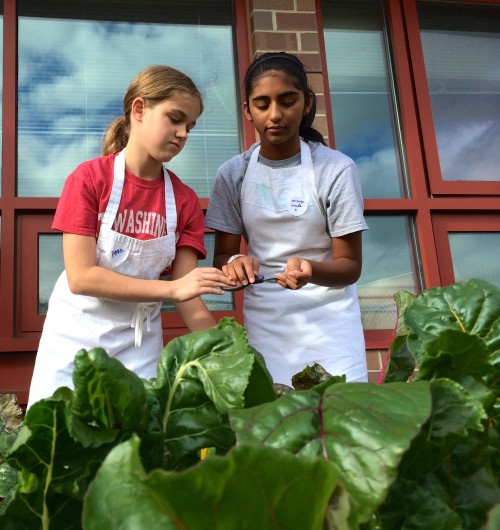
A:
278 257 312 290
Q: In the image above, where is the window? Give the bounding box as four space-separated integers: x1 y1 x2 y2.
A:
432 215 500 286
3 0 242 342
321 0 423 332
408 0 500 194
359 215 420 330
322 0 408 199
17 0 240 198
321 0 499 343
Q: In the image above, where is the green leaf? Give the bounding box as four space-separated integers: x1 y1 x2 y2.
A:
72 348 148 431
405 279 500 356
0 396 111 529
379 379 500 528
396 379 487 480
393 289 417 338
485 504 500 530
378 478 464 530
83 435 339 530
384 338 416 383
0 462 19 509
0 394 24 434
244 346 276 407
415 330 491 381
292 362 335 389
152 318 267 468
230 382 432 526
380 290 417 383
157 318 255 415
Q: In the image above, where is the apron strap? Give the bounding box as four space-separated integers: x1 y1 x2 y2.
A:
100 150 176 348
131 302 158 347
100 149 126 239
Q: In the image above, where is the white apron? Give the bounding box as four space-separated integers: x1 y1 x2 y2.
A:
28 150 177 407
241 140 367 386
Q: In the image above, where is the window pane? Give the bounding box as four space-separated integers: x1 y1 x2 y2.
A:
17 0 240 197
322 0 407 198
417 1 500 182
39 234 64 314
449 233 500 286
358 216 421 330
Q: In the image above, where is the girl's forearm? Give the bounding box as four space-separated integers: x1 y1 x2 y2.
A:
175 298 217 331
309 258 362 288
66 265 177 302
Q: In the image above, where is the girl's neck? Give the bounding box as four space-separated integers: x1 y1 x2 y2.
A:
123 145 163 181
259 137 301 161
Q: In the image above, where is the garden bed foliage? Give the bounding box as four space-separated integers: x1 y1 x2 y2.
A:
0 278 499 529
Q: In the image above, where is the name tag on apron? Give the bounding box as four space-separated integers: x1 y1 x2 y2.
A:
288 196 308 216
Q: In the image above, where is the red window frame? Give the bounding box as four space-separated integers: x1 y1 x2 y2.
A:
432 213 500 286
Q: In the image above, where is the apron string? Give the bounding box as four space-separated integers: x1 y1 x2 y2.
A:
131 302 158 347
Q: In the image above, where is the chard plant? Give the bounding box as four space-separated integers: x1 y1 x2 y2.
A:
0 278 499 529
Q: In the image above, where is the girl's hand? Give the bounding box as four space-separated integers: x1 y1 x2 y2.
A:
222 255 261 287
171 267 234 302
278 257 312 290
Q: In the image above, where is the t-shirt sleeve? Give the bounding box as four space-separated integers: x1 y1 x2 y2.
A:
327 163 368 238
313 144 368 238
52 164 100 236
205 155 248 235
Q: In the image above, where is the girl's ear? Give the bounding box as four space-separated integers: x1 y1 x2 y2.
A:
243 101 253 122
303 94 314 117
131 97 146 123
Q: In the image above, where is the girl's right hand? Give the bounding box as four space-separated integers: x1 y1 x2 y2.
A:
222 255 261 287
172 267 235 302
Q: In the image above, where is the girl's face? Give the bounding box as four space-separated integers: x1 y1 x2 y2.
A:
244 71 312 160
135 93 201 164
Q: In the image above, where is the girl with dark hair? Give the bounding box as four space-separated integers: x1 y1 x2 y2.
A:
206 52 368 386
28 65 233 407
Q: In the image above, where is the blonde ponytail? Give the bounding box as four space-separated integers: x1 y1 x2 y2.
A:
102 116 129 156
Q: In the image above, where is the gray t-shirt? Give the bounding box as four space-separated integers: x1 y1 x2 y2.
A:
205 141 368 240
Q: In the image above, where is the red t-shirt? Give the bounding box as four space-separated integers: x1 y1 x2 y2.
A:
53 153 206 274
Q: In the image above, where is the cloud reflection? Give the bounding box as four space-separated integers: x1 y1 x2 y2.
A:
17 18 239 197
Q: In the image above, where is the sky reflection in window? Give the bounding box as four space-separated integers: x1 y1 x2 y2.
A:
18 17 239 197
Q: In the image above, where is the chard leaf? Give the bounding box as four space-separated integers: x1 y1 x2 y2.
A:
405 279 500 355
485 504 500 530
72 348 148 432
415 330 490 381
153 318 272 468
378 477 464 530
379 378 500 528
395 379 487 479
381 290 417 383
384 339 416 383
244 346 277 406
0 396 111 529
230 381 432 526
83 435 339 530
157 318 256 415
1 394 24 433
0 461 18 508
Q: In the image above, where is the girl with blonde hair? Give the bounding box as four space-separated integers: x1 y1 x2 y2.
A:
28 65 233 407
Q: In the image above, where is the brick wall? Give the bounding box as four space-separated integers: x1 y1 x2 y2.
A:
245 0 330 144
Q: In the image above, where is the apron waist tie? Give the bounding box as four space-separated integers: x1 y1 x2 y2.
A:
131 302 158 347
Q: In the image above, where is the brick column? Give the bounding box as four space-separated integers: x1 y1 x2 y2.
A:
246 0 329 144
